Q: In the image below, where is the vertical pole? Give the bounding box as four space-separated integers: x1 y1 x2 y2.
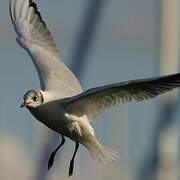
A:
158 1 180 179
70 0 107 78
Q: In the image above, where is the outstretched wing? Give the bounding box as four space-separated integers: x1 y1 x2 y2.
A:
62 73 180 121
10 0 82 97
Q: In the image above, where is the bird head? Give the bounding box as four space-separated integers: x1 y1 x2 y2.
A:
21 89 44 108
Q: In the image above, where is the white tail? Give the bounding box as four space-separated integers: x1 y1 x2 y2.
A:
82 135 118 163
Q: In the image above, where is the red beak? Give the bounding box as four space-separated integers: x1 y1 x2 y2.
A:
20 102 29 108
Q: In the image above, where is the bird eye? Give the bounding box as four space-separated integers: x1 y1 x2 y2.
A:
32 96 38 102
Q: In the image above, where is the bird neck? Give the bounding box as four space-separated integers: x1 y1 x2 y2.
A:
40 90 59 103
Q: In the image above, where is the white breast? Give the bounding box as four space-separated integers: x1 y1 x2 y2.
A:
29 102 69 133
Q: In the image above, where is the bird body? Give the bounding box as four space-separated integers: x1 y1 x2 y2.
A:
28 92 94 141
10 0 180 176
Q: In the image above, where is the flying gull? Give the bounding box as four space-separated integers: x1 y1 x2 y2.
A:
10 0 180 176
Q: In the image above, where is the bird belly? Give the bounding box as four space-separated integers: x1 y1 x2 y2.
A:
29 105 94 142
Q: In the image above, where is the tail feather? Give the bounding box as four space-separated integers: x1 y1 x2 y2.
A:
82 135 118 163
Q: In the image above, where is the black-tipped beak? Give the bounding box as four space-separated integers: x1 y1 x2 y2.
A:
20 102 29 108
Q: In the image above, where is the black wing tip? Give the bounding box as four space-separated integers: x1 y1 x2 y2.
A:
155 72 180 84
9 0 14 22
9 0 46 28
29 0 46 27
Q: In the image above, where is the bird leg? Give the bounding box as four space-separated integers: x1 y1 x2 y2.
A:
48 136 65 170
69 142 79 176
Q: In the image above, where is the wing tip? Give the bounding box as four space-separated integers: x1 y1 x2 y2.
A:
9 0 14 22
29 0 46 27
9 0 46 27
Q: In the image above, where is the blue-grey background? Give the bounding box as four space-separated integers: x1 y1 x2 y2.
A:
0 0 179 180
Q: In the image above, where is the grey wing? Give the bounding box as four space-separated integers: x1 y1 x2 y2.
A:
10 0 82 96
62 73 180 121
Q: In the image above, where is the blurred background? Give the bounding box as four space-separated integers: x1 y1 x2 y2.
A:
0 0 180 179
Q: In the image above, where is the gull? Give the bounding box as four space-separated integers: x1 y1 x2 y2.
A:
10 0 180 176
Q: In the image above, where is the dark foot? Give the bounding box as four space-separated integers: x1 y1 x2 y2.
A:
68 142 79 176
69 159 74 176
48 151 56 170
47 136 65 170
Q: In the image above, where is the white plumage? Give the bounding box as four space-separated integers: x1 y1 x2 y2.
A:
10 0 180 176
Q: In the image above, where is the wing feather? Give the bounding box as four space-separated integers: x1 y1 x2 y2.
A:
62 73 180 121
10 0 82 96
